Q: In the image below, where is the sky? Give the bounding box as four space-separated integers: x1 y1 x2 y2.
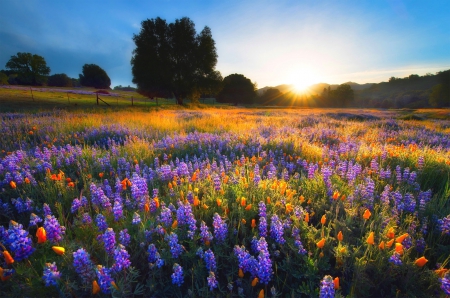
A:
1 0 449 89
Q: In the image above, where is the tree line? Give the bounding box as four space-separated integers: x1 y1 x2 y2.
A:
0 53 112 89
1 16 449 108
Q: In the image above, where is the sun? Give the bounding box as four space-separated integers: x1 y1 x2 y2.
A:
289 70 322 94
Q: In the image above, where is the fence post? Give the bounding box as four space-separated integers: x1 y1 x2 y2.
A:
131 96 133 106
96 92 99 105
30 87 34 101
67 93 70 104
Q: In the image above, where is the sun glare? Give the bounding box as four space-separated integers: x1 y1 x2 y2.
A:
289 70 322 94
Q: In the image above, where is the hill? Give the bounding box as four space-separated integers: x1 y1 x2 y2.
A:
257 82 374 96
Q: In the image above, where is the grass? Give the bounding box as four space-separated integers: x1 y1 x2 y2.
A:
0 91 450 297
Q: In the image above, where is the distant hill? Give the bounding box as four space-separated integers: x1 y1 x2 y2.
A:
257 82 374 95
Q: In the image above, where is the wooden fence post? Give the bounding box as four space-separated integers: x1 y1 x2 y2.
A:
30 87 34 101
131 96 133 106
96 92 99 105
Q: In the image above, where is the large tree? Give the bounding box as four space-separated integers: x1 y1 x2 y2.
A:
5 52 50 85
329 84 354 107
216 74 256 105
79 64 111 89
131 17 222 105
47 73 73 87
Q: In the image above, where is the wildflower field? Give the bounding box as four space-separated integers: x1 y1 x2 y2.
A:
1 108 450 297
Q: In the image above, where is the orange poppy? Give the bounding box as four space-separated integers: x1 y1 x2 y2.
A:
258 289 264 298
366 232 374 245
9 181 16 189
378 241 385 250
238 268 244 278
337 231 343 242
387 227 395 239
333 277 340 289
251 277 259 286
395 233 409 244
415 256 428 267
321 215 326 225
363 209 371 220
245 204 252 211
36 227 47 243
52 246 65 255
316 238 326 249
251 219 256 228
3 251 14 265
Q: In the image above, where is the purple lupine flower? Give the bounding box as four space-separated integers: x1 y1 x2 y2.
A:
4 220 35 261
43 262 60 287
204 249 217 272
171 263 184 287
71 198 82 213
159 205 173 227
256 237 272 284
319 275 335 298
212 213 227 243
29 213 43 226
294 239 307 255
438 215 450 235
200 221 213 244
43 203 52 216
12 197 33 213
130 173 148 210
440 274 450 296
119 229 130 247
96 265 114 294
81 213 92 225
112 244 131 272
166 232 183 258
417 156 425 170
44 215 65 243
389 252 402 265
207 272 218 291
234 245 258 276
102 228 116 256
213 174 221 191
148 244 163 267
253 164 261 185
186 191 194 204
270 215 285 244
259 217 268 238
132 212 141 225
176 200 197 239
95 214 108 232
416 237 426 254
112 197 124 221
396 165 402 184
73 248 95 283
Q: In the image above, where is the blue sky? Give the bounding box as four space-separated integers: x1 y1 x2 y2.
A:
1 0 449 89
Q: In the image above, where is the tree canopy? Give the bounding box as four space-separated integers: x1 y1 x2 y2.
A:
216 74 256 105
329 84 354 107
131 17 222 105
5 52 50 86
0 72 8 85
79 64 111 89
47 73 73 87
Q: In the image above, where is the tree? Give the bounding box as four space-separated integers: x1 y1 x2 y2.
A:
216 74 256 105
258 88 282 105
79 64 111 89
131 17 222 105
329 84 354 107
0 72 8 85
5 52 50 85
47 73 73 87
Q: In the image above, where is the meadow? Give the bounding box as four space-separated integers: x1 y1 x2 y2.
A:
1 107 450 297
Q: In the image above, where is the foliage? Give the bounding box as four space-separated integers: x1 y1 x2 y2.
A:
47 73 73 87
4 52 50 86
79 64 111 89
131 17 222 105
0 109 450 297
0 72 8 85
216 73 256 105
114 85 136 91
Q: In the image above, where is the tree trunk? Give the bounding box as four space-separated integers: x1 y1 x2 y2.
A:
176 97 183 105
